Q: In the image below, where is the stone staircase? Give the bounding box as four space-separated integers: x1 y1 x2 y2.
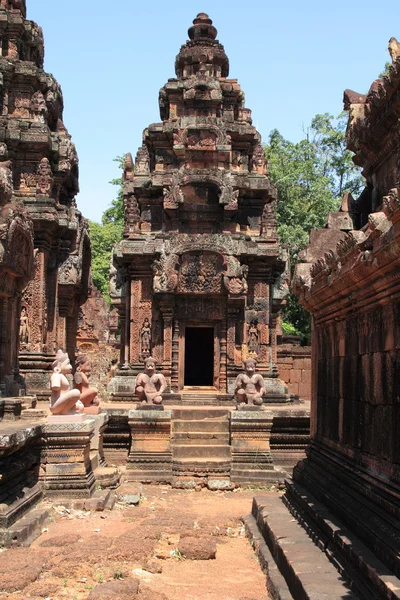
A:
171 408 232 488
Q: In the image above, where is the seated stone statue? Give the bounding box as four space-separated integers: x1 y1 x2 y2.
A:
73 354 100 408
234 358 266 407
135 357 167 405
50 349 83 415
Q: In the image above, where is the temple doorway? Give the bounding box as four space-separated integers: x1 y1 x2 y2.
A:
184 327 214 386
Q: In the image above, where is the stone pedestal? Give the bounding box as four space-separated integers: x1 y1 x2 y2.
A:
107 371 137 402
126 409 172 483
263 378 292 403
0 423 46 546
230 410 283 484
0 398 22 420
41 419 96 497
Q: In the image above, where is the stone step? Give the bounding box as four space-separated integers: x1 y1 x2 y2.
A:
171 431 230 444
172 444 231 459
20 408 47 420
172 458 231 477
0 505 50 547
247 494 359 600
172 408 230 420
173 419 229 433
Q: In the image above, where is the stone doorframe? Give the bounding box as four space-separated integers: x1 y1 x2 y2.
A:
178 321 221 392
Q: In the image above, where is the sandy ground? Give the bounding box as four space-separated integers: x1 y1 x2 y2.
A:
0 486 275 600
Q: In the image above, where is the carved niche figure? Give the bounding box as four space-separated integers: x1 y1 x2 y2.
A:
19 306 29 345
50 349 83 415
110 258 125 299
223 257 248 295
135 144 150 175
73 354 100 410
152 250 179 293
140 317 152 357
261 199 277 237
123 193 141 237
36 157 53 195
30 90 47 122
219 176 239 210
251 144 268 175
163 173 184 210
135 357 167 405
247 320 259 355
107 358 118 382
234 358 266 407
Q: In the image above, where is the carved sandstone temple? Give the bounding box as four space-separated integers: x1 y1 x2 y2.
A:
110 13 288 401
0 0 90 397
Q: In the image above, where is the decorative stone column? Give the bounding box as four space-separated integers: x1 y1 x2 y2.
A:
126 409 172 483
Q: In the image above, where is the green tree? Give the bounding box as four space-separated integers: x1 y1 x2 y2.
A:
88 156 125 302
265 113 364 342
379 62 391 77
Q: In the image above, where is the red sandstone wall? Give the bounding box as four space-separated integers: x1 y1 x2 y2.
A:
277 340 311 401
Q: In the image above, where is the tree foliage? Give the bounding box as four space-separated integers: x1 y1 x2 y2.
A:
88 157 124 302
265 113 364 342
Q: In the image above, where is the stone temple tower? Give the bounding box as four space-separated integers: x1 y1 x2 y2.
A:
0 0 91 397
110 13 288 402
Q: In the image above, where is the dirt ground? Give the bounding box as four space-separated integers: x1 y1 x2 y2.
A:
0 486 274 600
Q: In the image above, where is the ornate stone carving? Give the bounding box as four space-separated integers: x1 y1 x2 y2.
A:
152 250 179 293
30 90 47 122
163 172 184 209
247 320 259 356
219 176 239 210
177 252 224 294
123 193 140 237
223 257 248 296
58 255 82 285
36 157 53 195
140 317 152 358
135 144 150 175
19 306 29 345
251 144 268 175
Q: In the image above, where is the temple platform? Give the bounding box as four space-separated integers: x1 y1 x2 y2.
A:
101 401 310 487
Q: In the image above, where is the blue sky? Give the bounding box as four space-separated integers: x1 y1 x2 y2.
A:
28 0 399 223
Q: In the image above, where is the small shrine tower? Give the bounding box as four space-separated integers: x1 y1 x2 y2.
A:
110 14 288 401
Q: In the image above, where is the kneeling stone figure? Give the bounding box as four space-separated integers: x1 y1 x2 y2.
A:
135 357 167 405
234 358 266 407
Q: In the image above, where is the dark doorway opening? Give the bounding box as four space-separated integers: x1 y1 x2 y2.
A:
184 327 214 386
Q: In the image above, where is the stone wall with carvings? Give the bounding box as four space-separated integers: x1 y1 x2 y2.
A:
0 1 91 397
290 48 400 581
77 284 118 396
